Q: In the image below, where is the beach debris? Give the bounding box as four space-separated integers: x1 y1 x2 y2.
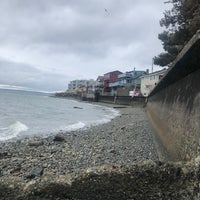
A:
10 164 22 174
28 140 44 147
73 106 83 109
113 106 127 109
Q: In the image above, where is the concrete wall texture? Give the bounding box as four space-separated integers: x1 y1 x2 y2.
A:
148 69 200 161
99 95 145 106
147 30 200 161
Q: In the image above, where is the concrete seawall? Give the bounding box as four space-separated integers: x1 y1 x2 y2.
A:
147 30 200 161
55 92 146 106
98 95 145 106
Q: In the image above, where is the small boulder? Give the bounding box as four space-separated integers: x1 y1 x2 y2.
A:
53 134 65 142
26 166 44 180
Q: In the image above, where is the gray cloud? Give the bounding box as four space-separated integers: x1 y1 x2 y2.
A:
0 0 168 91
0 58 70 91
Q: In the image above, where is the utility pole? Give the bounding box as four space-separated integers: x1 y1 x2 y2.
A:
133 67 136 94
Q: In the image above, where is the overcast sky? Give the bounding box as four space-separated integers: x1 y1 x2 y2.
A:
0 0 169 92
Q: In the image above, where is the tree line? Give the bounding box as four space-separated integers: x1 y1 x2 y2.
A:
154 0 200 67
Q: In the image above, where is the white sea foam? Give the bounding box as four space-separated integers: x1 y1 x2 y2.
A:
94 105 120 117
64 122 86 131
83 106 120 127
0 121 29 141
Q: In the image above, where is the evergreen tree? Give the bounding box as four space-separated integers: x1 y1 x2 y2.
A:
154 0 200 66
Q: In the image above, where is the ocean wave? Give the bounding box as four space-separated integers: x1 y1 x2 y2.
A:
95 105 120 119
76 105 120 128
64 122 86 131
0 121 28 141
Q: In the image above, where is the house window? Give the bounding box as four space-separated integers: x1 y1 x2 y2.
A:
146 76 151 80
150 75 155 80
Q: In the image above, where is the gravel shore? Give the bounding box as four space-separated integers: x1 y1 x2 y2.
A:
0 103 159 181
0 102 199 199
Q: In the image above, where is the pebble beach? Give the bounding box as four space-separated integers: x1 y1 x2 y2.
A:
0 102 199 200
0 103 159 182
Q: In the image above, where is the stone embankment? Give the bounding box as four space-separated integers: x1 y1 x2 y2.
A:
147 30 200 161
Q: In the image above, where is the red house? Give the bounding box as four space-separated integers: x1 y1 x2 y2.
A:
103 70 122 92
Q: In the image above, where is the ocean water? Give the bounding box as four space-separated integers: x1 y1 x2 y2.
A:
0 90 119 141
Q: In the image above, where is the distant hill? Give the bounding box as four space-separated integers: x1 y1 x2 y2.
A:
0 88 51 96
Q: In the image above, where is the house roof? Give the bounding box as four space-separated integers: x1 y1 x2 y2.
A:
96 76 104 81
140 69 167 78
103 70 122 75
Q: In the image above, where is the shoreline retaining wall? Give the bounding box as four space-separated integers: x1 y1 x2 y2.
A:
98 95 145 106
55 92 146 106
147 30 200 161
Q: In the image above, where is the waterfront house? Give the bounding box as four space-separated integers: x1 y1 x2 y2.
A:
109 70 147 96
67 79 96 93
103 70 122 94
140 69 167 97
95 76 104 93
68 80 87 91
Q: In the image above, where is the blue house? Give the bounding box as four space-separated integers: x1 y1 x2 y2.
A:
109 69 147 96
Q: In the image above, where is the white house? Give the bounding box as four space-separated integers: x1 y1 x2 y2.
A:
67 79 96 92
140 69 167 97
